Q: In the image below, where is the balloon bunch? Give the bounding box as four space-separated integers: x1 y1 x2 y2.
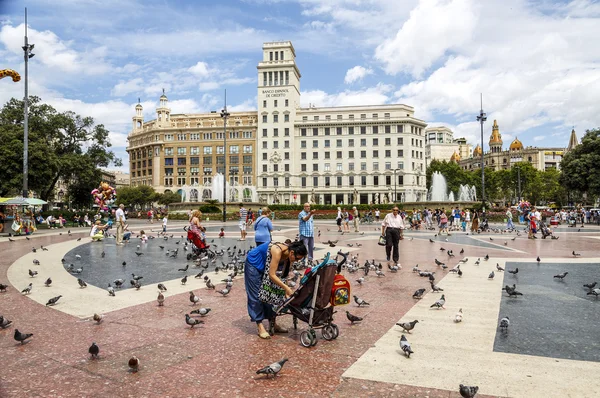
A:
0 69 21 82
517 200 531 213
91 182 117 211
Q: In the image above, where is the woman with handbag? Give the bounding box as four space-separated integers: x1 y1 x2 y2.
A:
254 207 273 246
244 240 308 339
381 207 403 268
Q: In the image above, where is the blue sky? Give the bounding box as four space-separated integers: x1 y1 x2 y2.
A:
1 0 599 172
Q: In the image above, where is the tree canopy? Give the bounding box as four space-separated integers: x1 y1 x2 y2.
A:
560 128 600 199
0 96 121 204
116 186 159 209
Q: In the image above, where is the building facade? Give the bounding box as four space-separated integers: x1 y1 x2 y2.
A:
126 94 258 202
256 41 428 205
458 120 572 171
424 126 472 167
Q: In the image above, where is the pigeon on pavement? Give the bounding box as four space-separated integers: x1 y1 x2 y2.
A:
587 288 600 298
128 356 140 372
93 313 104 324
181 275 188 285
399 335 414 358
185 314 204 328
353 295 370 307
499 316 510 330
256 358 289 378
554 272 568 280
89 342 100 359
396 320 418 333
0 316 13 329
21 283 33 294
28 269 38 278
44 277 52 287
454 308 463 323
412 288 426 299
14 329 33 344
157 283 167 292
0 283 8 292
157 292 165 306
46 295 62 306
430 294 446 309
508 268 519 275
189 291 201 305
459 384 479 398
78 278 87 288
488 271 495 279
190 307 211 316
346 311 363 324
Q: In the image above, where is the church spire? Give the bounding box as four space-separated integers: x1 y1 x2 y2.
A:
489 119 503 153
567 128 579 151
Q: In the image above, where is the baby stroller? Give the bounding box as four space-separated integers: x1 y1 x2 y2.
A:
539 220 552 239
185 227 210 261
275 252 347 348
478 218 490 232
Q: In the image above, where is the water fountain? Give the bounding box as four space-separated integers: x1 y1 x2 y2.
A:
211 173 229 203
458 184 477 202
428 171 477 202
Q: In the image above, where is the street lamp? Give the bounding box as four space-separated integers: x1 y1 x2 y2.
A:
476 94 487 207
393 168 403 203
22 8 35 198
515 165 522 203
220 90 230 223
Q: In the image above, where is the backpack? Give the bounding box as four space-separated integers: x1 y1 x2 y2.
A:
330 274 351 306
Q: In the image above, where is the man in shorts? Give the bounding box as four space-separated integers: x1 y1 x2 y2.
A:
238 203 248 241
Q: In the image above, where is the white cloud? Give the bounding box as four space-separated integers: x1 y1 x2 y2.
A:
533 135 545 142
188 61 211 77
111 78 145 97
301 84 392 107
228 98 257 112
344 65 373 84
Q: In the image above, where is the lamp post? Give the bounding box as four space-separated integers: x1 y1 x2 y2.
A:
220 90 230 223
476 94 487 207
393 168 403 202
22 7 35 198
515 165 522 203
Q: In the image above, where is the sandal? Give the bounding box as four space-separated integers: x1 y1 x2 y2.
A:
257 325 271 339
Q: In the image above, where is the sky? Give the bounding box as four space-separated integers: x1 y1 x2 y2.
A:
1 0 599 173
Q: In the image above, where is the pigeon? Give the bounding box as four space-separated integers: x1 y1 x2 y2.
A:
26 237 31 241
0 283 8 292
21 283 33 294
399 335 413 358
346 311 363 324
536 256 541 263
488 271 495 279
89 342 100 359
32 247 36 253
554 272 568 280
216 287 231 296
46 295 62 306
434 259 445 266
157 283 167 292
8 237 15 242
122 261 127 266
185 314 204 328
396 320 418 333
189 291 201 305
430 294 446 309
75 254 81 260
73 267 83 274
508 267 518 275
496 263 504 272
101 251 105 258
44 277 52 287
356 277 365 285
454 308 463 323
135 252 144 257
131 280 142 290
583 282 597 290
489 237 493 241
113 279 124 288
499 316 510 330
587 288 600 297
572 250 581 257
0 316 13 329
32 259 40 265
353 295 370 307
205 279 215 289
429 239 435 243
484 254 489 261
459 384 479 398
78 278 87 288
457 268 463 277
181 275 188 285
159 245 165 250
28 269 38 278
190 307 211 316
14 329 33 344
178 264 189 272
157 292 165 306
131 273 143 281
128 356 140 372
195 270 205 279
107 284 115 296
506 286 523 297
256 358 289 378
93 313 104 323
412 288 426 299
430 282 444 292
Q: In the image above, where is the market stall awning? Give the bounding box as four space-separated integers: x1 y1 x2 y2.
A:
0 197 47 206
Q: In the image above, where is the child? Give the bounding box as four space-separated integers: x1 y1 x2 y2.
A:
218 227 225 238
140 229 148 243
162 214 168 233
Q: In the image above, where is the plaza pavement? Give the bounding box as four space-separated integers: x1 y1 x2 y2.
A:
1 219 600 397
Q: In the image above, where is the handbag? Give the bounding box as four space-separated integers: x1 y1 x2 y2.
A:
258 252 287 307
378 235 387 246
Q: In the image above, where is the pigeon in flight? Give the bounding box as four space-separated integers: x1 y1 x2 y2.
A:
89 342 100 359
353 295 370 307
430 294 445 309
190 307 211 316
185 314 204 328
554 272 568 280
135 252 144 257
256 358 289 378
396 320 418 333
499 316 510 330
459 384 479 398
412 288 426 299
346 311 363 324
46 295 62 306
14 329 33 344
399 335 413 358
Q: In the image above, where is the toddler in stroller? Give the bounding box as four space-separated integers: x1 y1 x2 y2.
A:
538 220 553 239
185 226 210 261
275 252 347 347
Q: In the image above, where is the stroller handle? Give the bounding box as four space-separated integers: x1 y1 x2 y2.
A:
335 251 348 273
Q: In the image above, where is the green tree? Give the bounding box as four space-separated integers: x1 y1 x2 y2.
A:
116 186 158 209
426 160 468 196
0 96 121 200
560 128 600 201
157 191 182 205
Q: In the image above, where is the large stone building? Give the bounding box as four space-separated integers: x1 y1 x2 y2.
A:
126 93 258 202
257 41 428 205
457 120 574 171
424 126 471 167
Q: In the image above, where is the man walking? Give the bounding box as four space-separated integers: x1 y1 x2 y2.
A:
116 204 126 245
381 206 403 267
238 203 248 241
298 203 316 263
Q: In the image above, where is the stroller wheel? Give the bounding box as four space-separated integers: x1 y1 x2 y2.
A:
331 324 339 339
310 329 318 346
322 325 335 341
300 330 315 348
186 253 192 261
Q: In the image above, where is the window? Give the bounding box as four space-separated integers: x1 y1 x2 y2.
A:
385 125 391 134
325 176 330 186
284 140 289 148
349 139 355 147
349 176 354 186
262 178 267 187
229 145 239 154
361 162 367 171
284 164 289 172
273 141 279 149
313 128 318 136
336 151 342 159
230 155 239 164
285 99 289 107
313 152 318 159
373 126 378 134
216 146 224 154
164 167 173 175
263 100 267 108
203 156 212 165
301 177 306 187
285 177 290 187
336 127 342 135
165 147 174 156
177 147 187 155
385 150 391 157
301 153 306 160
190 146 200 155
397 137 403 145
301 140 306 149
284 152 289 160
336 139 342 147
398 149 404 157
361 176 367 186
373 138 379 146
349 163 354 171
262 153 267 160
284 128 290 136
360 139 367 146
397 125 403 133
273 114 278 123
243 155 252 164
262 141 268 149
360 150 366 158
178 158 186 166
273 165 279 172
349 151 354 158
385 162 391 170
313 140 318 148
262 115 267 123
361 114 366 120
336 163 343 171
326 115 331 121
165 158 174 166
243 145 252 153
324 140 330 148
374 176 379 186
243 166 252 175
325 152 330 159
360 126 366 134
373 113 378 119
324 164 330 172
337 176 342 186
386 175 391 186
262 164 267 172
385 138 391 145
397 161 404 169
302 116 307 122
325 127 330 136
274 100 278 107
177 167 186 175
348 127 354 135
373 162 379 171
314 116 319 121
301 128 307 136
301 164 307 171
284 114 289 122
190 157 200 165
313 164 319 172
165 134 173 141
262 129 267 137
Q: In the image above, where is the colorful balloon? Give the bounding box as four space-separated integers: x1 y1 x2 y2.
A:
0 69 21 82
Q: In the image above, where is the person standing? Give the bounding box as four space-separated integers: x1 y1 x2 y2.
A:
238 203 248 241
471 210 479 232
506 208 514 230
116 204 126 245
254 207 273 246
298 203 316 263
336 207 343 232
352 206 360 232
453 207 461 231
465 209 471 231
162 213 168 233
381 207 403 267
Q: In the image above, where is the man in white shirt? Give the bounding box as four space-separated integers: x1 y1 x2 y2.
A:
381 207 404 267
116 204 126 245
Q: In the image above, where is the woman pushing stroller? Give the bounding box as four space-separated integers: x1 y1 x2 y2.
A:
244 240 307 339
